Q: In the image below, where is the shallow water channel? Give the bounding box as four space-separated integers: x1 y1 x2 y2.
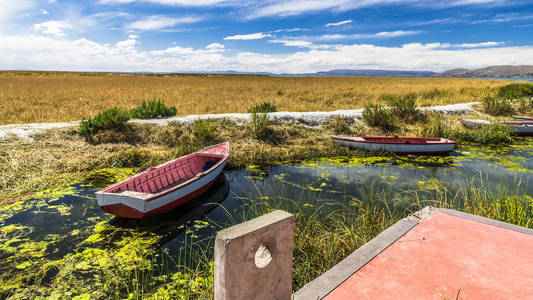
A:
1 139 533 296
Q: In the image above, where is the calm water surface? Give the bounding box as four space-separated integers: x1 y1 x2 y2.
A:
1 139 532 283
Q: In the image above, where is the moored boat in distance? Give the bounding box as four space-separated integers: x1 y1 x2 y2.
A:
331 136 456 155
96 142 229 218
459 118 533 136
513 116 533 121
459 118 491 129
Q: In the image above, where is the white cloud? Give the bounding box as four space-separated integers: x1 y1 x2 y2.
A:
33 21 73 37
100 0 231 5
41 9 50 15
326 19 352 27
224 32 271 40
0 0 33 19
206 43 225 52
0 32 531 74
129 34 140 39
129 15 202 30
286 30 421 42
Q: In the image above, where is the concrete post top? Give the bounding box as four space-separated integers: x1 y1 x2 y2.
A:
217 210 295 241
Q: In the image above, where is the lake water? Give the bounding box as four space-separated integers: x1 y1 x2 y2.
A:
1 139 533 295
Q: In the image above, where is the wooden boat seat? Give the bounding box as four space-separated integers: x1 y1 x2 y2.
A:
111 154 222 195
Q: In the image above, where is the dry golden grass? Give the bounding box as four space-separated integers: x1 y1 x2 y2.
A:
0 71 510 125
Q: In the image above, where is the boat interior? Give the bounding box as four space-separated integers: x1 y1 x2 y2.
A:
105 153 223 195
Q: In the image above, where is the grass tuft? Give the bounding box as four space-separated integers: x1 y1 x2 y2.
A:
482 96 515 116
250 102 277 113
362 104 397 131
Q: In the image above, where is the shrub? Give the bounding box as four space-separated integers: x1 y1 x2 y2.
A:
453 124 513 145
250 102 277 113
497 83 533 99
130 99 177 119
385 93 420 123
518 98 533 114
362 104 397 131
79 108 130 136
250 112 270 139
327 116 353 135
482 97 514 116
193 119 216 142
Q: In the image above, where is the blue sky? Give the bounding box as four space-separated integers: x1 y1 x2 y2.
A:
1 0 532 73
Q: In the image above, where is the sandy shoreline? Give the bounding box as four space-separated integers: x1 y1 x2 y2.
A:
0 102 479 141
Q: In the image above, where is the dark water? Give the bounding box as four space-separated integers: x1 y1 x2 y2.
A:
1 139 533 291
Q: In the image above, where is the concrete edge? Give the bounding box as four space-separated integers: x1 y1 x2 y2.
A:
217 210 294 240
294 216 420 300
437 208 533 236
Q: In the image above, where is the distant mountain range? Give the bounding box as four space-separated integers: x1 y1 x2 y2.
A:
311 69 437 77
437 65 533 78
198 65 533 78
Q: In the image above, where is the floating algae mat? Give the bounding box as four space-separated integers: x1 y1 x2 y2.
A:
1 140 533 298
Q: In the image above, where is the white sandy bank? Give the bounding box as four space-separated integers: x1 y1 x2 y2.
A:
0 102 479 141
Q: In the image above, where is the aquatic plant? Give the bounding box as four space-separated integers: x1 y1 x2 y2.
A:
130 99 177 119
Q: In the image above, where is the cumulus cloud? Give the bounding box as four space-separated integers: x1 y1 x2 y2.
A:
129 15 202 30
33 21 73 37
224 32 272 40
326 19 352 27
1 33 532 73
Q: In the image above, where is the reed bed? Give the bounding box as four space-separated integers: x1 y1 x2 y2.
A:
0 71 509 125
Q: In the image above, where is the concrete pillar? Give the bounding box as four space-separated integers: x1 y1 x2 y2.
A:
214 210 295 300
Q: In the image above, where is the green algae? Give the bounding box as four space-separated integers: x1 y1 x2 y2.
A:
82 168 137 187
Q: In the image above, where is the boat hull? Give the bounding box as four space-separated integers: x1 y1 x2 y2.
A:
332 136 456 155
96 161 226 218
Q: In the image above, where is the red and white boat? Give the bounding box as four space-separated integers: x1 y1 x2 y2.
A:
332 136 456 155
513 116 533 121
96 142 229 218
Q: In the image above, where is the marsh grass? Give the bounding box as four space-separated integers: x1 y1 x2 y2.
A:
362 104 397 131
249 102 277 113
482 97 515 116
0 71 509 125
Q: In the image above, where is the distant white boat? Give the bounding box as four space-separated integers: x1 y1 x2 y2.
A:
459 118 533 136
458 118 490 129
331 136 456 155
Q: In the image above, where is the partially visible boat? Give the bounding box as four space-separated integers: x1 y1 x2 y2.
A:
331 136 456 155
459 118 533 136
513 116 533 121
459 118 490 129
96 142 229 218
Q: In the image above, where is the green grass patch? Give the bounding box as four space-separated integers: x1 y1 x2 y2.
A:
249 102 277 113
362 103 397 131
79 108 130 136
497 83 533 99
130 99 177 119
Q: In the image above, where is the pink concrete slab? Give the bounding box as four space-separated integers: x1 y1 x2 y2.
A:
325 211 533 300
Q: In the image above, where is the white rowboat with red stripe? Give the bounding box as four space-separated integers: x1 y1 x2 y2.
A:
96 142 229 218
332 136 456 155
